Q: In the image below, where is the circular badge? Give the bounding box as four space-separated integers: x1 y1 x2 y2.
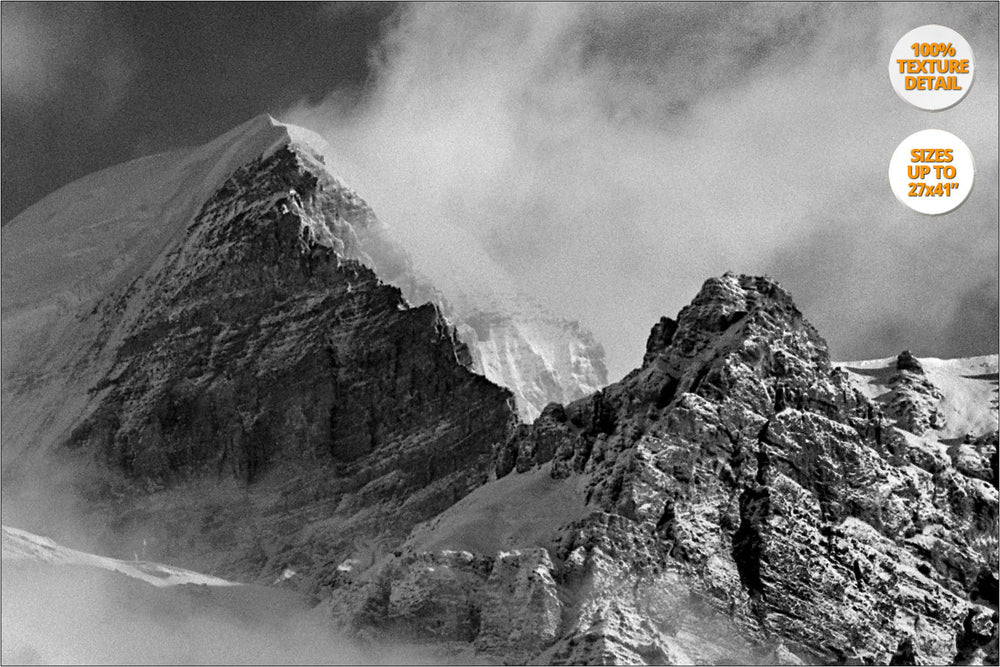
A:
888 129 975 215
888 25 975 111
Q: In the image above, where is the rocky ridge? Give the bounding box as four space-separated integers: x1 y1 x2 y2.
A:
331 274 999 665
882 351 945 435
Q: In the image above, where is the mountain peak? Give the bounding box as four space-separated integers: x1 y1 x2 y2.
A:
1 114 336 314
680 273 800 333
644 273 823 370
194 113 332 175
226 113 331 161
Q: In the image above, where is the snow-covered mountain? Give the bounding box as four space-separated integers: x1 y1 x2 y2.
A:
3 113 516 585
2 116 340 468
363 206 609 422
1 114 604 435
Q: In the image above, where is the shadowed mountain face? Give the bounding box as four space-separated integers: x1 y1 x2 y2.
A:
77 147 515 581
1 119 516 585
1 117 996 665
70 146 508 482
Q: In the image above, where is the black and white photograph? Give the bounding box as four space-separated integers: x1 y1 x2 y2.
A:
1 2 997 664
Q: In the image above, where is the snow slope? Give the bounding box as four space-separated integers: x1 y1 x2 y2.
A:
838 354 998 439
2 524 235 588
3 115 316 314
407 463 591 555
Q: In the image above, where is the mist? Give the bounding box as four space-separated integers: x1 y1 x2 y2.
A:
1 560 471 665
286 2 998 381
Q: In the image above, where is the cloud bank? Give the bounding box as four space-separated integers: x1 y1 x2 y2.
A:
290 2 998 380
2 561 453 665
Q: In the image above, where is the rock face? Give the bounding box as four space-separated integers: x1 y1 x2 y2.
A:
334 274 998 664
2 118 515 585
341 203 610 423
68 146 506 485
883 350 945 435
1 115 608 585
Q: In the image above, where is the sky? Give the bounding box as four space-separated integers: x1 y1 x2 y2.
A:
3 2 997 380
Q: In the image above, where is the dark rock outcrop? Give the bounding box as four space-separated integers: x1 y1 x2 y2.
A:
896 350 924 374
883 350 944 435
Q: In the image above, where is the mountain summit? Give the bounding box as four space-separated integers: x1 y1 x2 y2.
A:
332 274 998 664
2 114 522 584
1 114 606 433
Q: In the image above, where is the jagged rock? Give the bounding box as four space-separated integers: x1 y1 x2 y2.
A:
335 274 998 664
889 636 920 665
897 350 924 373
643 316 678 365
475 549 562 658
884 352 945 435
949 433 997 487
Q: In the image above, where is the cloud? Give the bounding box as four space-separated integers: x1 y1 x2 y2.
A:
1 4 138 120
2 560 451 665
942 275 1000 358
286 3 998 379
0 4 72 104
95 48 139 116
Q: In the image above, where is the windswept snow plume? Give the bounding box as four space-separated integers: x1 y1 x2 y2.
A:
287 3 998 379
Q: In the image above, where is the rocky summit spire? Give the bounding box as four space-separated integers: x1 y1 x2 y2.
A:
341 273 997 665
